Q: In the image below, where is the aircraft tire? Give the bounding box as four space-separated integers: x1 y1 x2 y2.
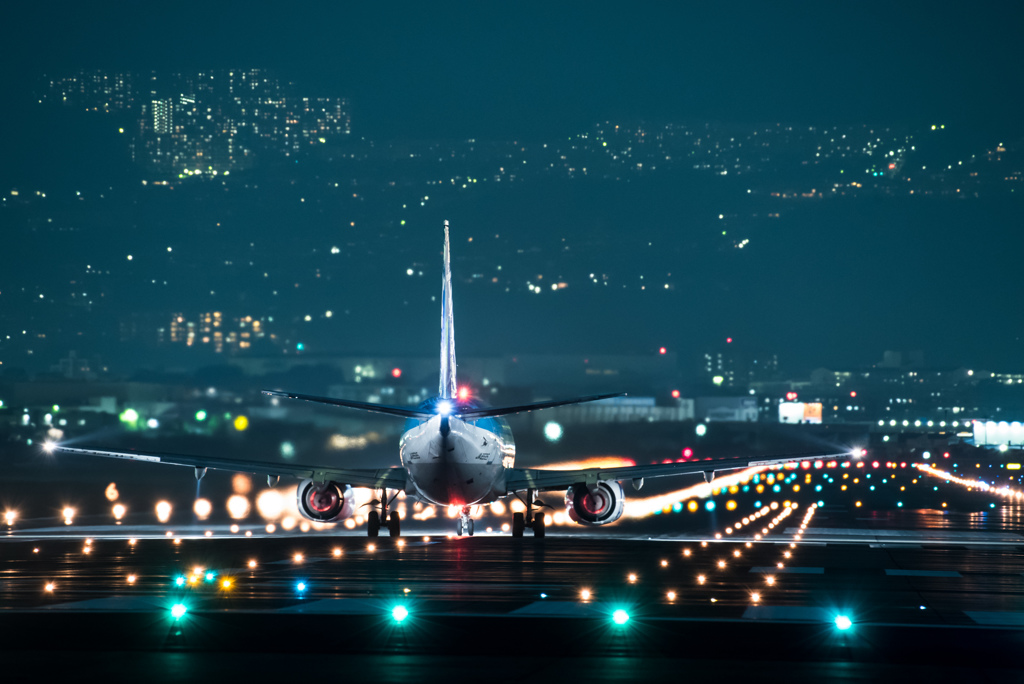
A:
533 513 546 538
512 512 525 537
368 510 380 537
388 512 401 537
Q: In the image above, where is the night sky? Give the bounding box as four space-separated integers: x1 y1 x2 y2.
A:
3 1 1020 139
1 2 1022 374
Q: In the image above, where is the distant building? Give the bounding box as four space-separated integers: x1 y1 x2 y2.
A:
696 396 758 422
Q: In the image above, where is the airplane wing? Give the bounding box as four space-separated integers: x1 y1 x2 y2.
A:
52 445 407 490
505 450 858 493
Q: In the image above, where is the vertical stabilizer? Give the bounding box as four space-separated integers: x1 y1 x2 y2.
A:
439 220 457 399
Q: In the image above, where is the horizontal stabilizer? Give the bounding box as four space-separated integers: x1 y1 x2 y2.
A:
457 392 626 419
262 389 433 419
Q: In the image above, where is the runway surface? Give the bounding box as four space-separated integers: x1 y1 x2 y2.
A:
4 459 1024 681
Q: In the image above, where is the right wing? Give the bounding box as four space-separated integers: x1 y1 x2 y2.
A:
53 445 407 490
505 450 858 493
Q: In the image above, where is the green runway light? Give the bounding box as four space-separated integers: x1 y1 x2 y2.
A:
195 410 207 421
612 609 630 625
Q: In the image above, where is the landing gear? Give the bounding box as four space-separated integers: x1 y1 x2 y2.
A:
512 512 525 538
456 505 474 536
369 488 401 538
510 490 547 538
533 512 546 538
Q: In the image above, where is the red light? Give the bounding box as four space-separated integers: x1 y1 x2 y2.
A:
659 347 667 355
726 337 732 344
682 448 693 458
872 461 879 468
849 391 857 398
671 389 680 399
457 386 470 400
801 461 810 469
785 392 798 401
943 452 950 458
888 163 896 170
391 368 402 378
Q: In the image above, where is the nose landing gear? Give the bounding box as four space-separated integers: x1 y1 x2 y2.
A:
455 505 475 536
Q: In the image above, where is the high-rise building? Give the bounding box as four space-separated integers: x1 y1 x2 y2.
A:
152 98 173 135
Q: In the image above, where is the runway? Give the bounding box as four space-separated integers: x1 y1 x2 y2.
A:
4 460 1024 680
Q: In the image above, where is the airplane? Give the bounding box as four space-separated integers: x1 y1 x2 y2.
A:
52 221 860 538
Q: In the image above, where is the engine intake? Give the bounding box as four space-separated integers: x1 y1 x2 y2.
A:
565 481 625 525
296 479 355 523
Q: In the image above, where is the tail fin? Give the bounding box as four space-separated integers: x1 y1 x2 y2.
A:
439 220 457 399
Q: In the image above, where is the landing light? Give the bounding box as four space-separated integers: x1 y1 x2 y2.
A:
392 605 409 622
171 604 187 619
437 401 452 415
296 582 307 592
43 441 57 453
834 615 853 631
612 609 630 625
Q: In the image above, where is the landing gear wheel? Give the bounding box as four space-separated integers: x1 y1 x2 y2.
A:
467 519 475 536
387 512 401 537
533 512 546 538
367 510 380 537
456 519 464 536
512 512 525 537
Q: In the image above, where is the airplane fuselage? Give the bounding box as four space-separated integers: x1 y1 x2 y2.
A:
399 414 515 506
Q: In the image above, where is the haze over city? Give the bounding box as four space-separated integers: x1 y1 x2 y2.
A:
1 2 1022 379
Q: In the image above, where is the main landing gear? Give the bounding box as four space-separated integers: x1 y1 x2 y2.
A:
511 489 545 538
456 505 475 536
367 489 401 538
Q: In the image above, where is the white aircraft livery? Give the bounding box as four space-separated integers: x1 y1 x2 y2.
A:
53 221 858 538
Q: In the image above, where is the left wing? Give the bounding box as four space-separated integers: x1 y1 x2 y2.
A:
505 450 858 493
52 445 407 490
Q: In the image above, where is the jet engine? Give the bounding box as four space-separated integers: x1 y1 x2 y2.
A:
296 479 356 523
565 481 625 525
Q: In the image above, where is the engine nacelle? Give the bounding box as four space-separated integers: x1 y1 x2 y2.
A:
296 479 356 523
565 481 625 526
